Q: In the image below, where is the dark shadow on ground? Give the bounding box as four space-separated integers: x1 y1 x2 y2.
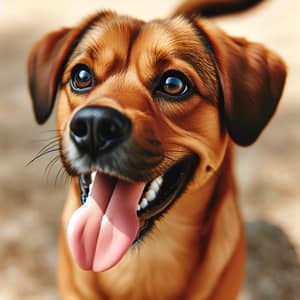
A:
241 220 300 300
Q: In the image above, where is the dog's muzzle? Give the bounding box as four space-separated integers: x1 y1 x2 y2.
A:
66 105 198 272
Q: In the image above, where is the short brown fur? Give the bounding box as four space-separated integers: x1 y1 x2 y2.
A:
27 1 287 299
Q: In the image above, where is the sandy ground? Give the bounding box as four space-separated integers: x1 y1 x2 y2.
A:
0 0 299 299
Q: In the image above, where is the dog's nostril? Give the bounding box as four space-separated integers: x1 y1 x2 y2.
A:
71 120 88 138
98 119 122 141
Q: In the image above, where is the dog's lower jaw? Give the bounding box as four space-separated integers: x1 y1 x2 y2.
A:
67 154 198 271
59 145 244 300
61 176 212 300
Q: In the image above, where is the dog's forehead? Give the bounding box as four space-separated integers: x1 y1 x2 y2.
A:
74 15 198 57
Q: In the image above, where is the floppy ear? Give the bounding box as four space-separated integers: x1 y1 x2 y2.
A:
195 20 287 146
27 28 74 124
27 11 116 124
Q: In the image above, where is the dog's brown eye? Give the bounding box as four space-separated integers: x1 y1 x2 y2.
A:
155 70 193 100
70 64 94 93
163 76 186 95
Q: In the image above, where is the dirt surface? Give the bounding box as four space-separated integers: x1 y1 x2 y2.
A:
0 0 299 299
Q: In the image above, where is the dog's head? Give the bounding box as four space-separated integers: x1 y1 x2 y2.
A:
27 11 286 271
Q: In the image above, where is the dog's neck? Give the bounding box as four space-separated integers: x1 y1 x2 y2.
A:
95 145 240 300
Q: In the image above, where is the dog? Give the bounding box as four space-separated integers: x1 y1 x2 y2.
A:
27 0 287 299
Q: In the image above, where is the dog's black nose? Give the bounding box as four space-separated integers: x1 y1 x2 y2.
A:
70 106 131 153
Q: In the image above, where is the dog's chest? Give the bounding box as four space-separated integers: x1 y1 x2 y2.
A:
97 223 202 300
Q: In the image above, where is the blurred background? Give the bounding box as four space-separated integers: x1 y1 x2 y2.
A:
0 0 299 299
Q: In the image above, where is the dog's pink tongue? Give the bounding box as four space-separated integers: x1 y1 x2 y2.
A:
67 172 145 272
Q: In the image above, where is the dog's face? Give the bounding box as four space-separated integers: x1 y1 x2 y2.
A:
60 14 221 179
27 11 286 271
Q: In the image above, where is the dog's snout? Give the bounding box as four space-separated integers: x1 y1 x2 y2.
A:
70 106 131 153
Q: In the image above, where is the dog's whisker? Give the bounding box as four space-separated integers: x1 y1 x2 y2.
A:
55 166 65 186
57 168 72 188
36 147 60 158
62 171 71 187
44 155 61 179
35 140 60 156
45 154 60 171
37 144 60 157
27 148 61 166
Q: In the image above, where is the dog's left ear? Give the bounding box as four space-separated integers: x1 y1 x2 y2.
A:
195 20 287 146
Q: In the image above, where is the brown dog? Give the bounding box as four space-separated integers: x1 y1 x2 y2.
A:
27 0 286 299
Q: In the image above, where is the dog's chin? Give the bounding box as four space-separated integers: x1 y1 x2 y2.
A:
77 154 198 242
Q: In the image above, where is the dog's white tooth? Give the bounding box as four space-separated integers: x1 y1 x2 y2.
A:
91 171 97 182
140 198 148 209
136 204 141 212
150 181 160 193
145 190 156 202
156 176 163 185
151 178 159 185
88 183 93 197
88 171 97 197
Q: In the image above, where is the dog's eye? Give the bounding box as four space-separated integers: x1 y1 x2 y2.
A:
155 70 193 100
70 64 94 93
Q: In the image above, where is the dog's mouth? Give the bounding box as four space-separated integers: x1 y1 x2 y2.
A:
79 155 198 239
68 155 198 272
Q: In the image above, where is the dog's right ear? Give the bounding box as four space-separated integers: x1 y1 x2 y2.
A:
27 11 117 124
27 28 74 124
